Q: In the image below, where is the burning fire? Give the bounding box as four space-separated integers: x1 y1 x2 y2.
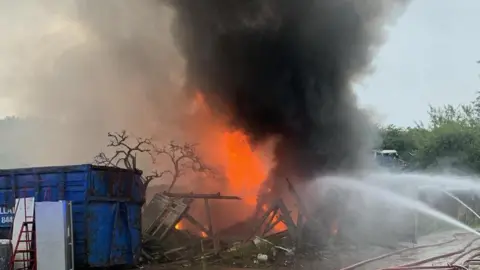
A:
221 130 268 205
186 92 288 232
175 222 182 230
262 204 287 232
191 93 273 207
175 220 209 238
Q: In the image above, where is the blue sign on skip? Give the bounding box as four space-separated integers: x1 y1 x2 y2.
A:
0 207 14 227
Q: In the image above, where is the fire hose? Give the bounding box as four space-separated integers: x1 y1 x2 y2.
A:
340 190 480 269
339 233 475 270
339 235 461 270
378 266 468 270
462 251 480 268
380 237 480 269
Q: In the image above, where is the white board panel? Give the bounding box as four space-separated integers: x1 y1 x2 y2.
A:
35 201 68 270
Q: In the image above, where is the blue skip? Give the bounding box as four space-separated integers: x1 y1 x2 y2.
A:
0 164 145 268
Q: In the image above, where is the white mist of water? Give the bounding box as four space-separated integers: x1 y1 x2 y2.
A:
320 175 480 236
364 172 480 193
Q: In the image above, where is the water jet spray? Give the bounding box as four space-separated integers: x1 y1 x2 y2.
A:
322 176 480 236
420 185 480 225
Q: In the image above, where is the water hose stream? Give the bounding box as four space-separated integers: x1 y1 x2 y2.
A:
440 190 480 222
378 190 480 269
341 188 480 269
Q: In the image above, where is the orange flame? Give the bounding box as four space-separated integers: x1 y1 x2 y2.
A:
221 131 268 205
262 204 288 233
271 214 287 232
192 92 274 209
175 222 182 230
201 231 208 238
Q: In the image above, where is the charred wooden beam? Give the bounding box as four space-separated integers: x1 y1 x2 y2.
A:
296 212 304 248
263 217 283 235
164 192 241 200
263 207 278 235
183 213 211 237
277 200 297 239
286 178 322 227
286 178 309 216
203 198 220 252
165 192 231 253
246 199 281 241
204 199 213 235
248 198 298 241
163 246 188 260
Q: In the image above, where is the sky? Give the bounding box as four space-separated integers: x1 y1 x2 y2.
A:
0 1 479 127
356 0 480 127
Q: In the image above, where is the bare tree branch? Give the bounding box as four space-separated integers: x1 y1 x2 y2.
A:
154 141 214 192
143 170 172 187
95 131 214 190
104 131 154 169
94 130 161 187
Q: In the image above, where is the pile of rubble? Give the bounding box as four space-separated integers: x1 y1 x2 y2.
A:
139 180 330 269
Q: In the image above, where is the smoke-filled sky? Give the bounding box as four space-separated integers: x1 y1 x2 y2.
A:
170 0 407 179
1 1 478 126
0 0 476 172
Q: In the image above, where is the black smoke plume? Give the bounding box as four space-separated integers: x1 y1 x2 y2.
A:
170 0 408 181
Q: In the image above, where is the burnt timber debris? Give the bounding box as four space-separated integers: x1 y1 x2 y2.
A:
139 179 325 269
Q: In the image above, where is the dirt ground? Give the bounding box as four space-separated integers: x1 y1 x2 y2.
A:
310 230 479 270
143 230 480 270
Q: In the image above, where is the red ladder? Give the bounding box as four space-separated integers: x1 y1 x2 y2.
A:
10 219 35 270
9 186 46 270
9 197 36 270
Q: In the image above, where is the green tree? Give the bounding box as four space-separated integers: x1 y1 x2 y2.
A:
380 92 480 172
379 125 422 163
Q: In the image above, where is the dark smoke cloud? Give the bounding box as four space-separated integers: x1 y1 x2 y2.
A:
169 0 409 180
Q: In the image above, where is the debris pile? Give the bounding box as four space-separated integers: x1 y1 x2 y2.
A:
139 181 331 268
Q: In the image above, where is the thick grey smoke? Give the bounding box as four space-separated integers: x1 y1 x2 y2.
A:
0 0 407 192
169 0 409 183
0 1 185 168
